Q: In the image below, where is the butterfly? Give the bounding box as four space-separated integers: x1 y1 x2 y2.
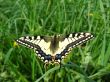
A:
16 32 94 64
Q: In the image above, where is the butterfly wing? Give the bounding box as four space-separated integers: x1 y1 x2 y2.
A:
16 36 53 63
16 32 94 64
54 32 94 62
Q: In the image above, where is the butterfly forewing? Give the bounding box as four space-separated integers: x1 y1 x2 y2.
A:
16 36 53 63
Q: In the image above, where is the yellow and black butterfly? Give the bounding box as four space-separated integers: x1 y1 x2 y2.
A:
16 32 94 64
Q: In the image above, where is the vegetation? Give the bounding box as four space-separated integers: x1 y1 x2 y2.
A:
0 0 110 82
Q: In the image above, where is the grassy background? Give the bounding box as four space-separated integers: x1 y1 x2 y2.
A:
0 0 110 82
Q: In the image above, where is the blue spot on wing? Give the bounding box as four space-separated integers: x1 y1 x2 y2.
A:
55 54 62 60
44 55 52 61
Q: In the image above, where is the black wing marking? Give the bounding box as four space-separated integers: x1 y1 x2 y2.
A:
54 32 94 62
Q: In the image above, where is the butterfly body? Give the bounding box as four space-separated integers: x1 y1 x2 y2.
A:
49 35 60 55
16 32 94 64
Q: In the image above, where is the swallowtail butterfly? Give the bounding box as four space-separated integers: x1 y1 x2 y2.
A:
16 32 94 64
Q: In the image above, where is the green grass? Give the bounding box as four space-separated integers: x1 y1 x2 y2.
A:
0 0 110 82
